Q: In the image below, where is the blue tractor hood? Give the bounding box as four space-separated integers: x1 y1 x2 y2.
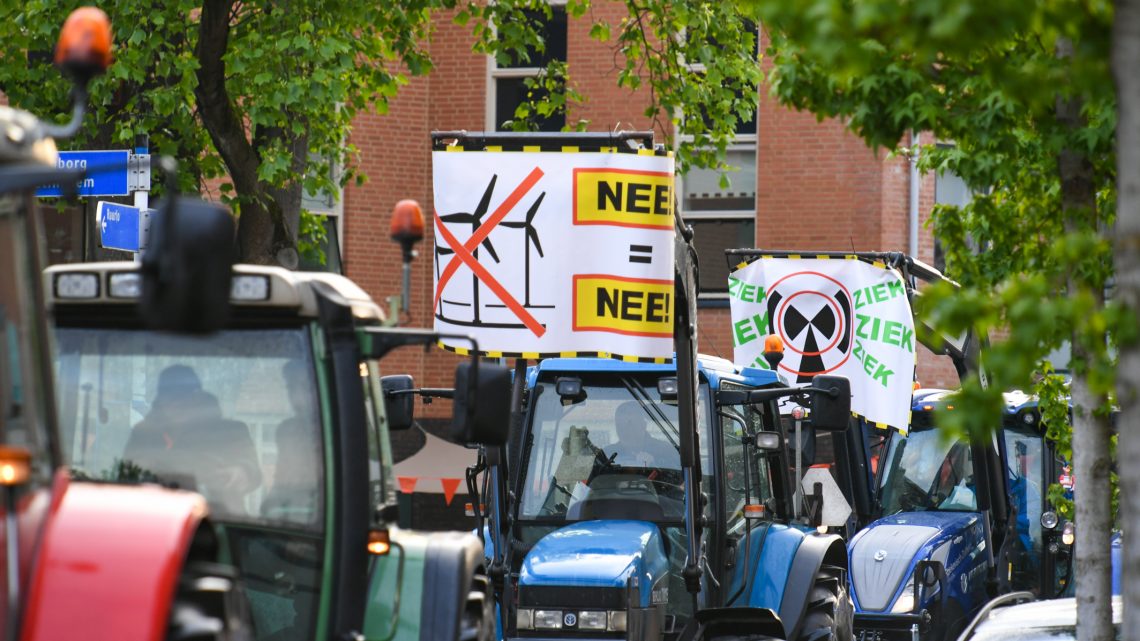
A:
850 511 983 612
520 520 669 603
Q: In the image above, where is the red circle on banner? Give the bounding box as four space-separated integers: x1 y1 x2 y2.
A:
765 270 855 377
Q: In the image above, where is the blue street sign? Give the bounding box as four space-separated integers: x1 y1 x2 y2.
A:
36 150 130 197
97 201 142 252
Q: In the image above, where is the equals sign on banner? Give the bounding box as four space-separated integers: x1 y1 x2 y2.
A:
629 244 653 264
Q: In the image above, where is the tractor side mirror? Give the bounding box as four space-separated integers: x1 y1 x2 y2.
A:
381 375 415 431
140 198 235 333
809 375 851 431
450 361 512 446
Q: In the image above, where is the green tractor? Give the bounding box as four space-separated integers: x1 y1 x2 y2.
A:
46 243 511 640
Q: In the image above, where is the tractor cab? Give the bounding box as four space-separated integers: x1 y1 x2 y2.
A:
46 262 510 641
490 355 852 640
845 389 1073 641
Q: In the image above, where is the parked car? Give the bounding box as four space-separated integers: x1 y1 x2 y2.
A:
958 593 1121 641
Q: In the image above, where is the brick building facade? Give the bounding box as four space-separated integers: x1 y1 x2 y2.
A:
338 7 960 412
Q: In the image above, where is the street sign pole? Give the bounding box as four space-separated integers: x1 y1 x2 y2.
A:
130 136 151 262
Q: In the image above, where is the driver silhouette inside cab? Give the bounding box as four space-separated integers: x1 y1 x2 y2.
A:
122 364 261 516
606 401 676 468
934 440 977 510
261 360 322 523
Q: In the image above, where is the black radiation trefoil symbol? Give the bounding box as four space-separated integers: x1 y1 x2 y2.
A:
767 278 853 383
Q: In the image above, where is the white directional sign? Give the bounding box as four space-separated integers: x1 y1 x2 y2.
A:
432 149 675 359
802 466 852 528
96 201 154 253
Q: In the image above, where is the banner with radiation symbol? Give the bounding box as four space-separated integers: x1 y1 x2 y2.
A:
728 257 916 432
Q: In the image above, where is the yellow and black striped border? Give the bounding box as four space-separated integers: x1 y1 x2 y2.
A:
439 145 673 157
734 254 888 271
436 340 671 364
851 408 910 434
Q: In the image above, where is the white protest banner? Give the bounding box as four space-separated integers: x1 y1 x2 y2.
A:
433 149 675 359
728 257 915 432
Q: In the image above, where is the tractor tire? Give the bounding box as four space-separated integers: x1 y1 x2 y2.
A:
458 573 496 641
796 564 854 641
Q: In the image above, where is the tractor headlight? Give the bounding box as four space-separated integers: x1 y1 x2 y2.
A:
1062 522 1076 546
578 610 608 631
533 610 563 630
108 272 141 298
55 273 99 299
516 608 533 630
230 274 270 301
891 578 916 613
607 610 628 632
1041 511 1059 530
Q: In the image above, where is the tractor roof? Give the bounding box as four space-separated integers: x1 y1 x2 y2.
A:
44 262 386 323
530 355 781 388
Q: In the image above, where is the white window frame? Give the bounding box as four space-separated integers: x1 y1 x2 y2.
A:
485 0 568 132
676 52 760 299
301 156 345 254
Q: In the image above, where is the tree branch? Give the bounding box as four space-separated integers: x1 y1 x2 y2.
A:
195 0 261 197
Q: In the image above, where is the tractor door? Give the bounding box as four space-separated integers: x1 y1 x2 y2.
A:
0 194 59 629
718 387 785 606
1000 424 1070 597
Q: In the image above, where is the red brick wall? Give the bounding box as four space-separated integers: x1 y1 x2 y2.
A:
340 10 957 414
566 0 662 136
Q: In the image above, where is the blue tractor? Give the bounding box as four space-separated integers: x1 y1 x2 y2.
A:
480 356 855 640
838 389 1075 641
714 251 1075 641
433 131 857 641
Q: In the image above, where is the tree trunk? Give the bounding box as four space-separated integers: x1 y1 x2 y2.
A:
1057 36 1114 641
1114 0 1140 637
195 0 296 266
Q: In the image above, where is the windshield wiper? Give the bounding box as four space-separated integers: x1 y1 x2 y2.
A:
621 376 680 449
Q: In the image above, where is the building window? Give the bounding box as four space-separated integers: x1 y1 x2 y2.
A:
679 53 759 298
487 5 567 132
298 158 344 273
933 163 974 274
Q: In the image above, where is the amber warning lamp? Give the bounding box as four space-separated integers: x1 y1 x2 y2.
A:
0 447 31 487
46 7 113 140
389 199 425 315
763 335 784 372
55 7 113 87
367 529 391 556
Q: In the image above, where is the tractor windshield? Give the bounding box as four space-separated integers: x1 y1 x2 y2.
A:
878 426 978 514
518 373 711 523
52 326 324 530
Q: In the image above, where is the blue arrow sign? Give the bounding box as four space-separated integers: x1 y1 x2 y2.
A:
97 201 142 252
36 150 130 197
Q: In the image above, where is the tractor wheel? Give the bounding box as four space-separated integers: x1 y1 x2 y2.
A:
796 564 854 641
458 573 495 641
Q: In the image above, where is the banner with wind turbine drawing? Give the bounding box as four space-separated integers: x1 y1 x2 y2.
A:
432 149 675 360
